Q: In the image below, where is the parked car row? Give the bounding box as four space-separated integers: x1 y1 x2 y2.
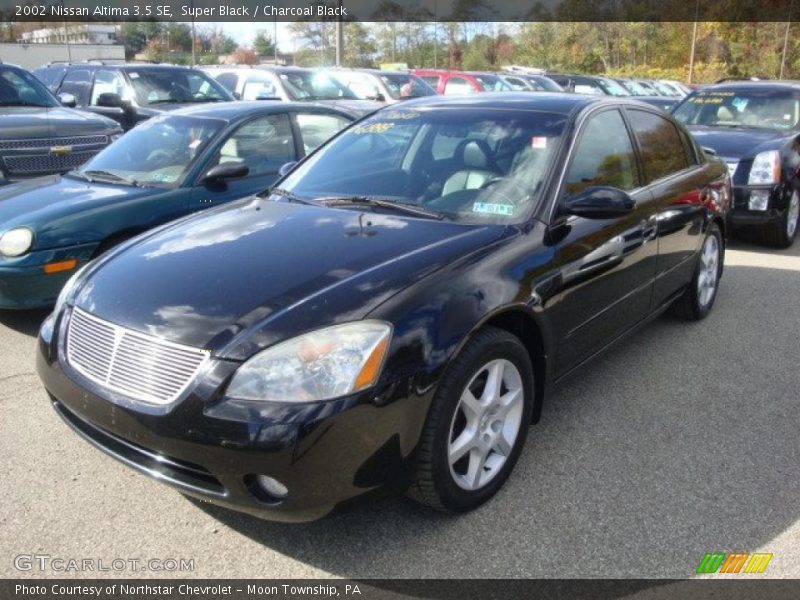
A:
0 56 796 523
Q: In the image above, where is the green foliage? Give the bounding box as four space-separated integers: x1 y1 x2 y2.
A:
253 30 276 57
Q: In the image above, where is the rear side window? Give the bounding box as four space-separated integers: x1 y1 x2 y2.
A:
565 109 638 194
627 109 688 183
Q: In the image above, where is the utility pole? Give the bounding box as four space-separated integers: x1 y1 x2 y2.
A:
433 0 438 68
687 0 700 84
780 1 794 79
190 0 196 67
274 19 278 64
61 0 72 62
335 0 344 66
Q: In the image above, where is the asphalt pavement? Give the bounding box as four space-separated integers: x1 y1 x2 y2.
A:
1 237 798 579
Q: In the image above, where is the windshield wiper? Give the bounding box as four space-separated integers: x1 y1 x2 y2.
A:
264 187 319 205
83 169 140 186
315 195 444 220
147 98 183 105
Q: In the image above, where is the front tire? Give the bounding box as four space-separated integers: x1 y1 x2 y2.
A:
408 327 534 513
672 223 723 321
762 190 799 249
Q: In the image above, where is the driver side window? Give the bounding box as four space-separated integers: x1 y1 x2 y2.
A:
564 109 638 195
213 114 296 178
90 70 126 105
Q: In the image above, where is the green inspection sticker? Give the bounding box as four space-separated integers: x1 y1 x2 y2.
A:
472 202 514 216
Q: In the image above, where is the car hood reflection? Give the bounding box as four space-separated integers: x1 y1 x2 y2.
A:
74 197 503 356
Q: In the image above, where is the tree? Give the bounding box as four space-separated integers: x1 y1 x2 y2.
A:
230 47 260 65
120 22 161 56
253 30 276 57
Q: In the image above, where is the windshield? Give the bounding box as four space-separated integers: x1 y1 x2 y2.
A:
0 66 59 107
598 78 631 97
673 88 800 131
652 81 679 96
280 70 358 101
530 76 562 92
380 73 435 99
128 69 232 106
277 108 567 224
619 80 648 96
474 74 511 92
75 115 223 186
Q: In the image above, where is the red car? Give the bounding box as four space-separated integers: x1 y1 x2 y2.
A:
412 69 510 95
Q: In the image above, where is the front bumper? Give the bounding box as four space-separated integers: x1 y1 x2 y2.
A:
0 244 96 310
36 310 427 522
729 184 789 227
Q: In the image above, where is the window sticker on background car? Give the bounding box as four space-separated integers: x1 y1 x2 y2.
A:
351 122 395 135
531 136 548 148
472 202 514 216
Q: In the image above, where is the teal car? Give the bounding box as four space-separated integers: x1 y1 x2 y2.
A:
0 102 353 309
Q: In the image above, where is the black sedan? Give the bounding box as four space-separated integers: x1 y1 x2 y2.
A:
37 94 730 522
673 81 800 247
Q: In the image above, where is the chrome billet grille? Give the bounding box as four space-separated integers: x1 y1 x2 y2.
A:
66 308 209 405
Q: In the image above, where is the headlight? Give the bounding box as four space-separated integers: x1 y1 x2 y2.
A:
748 150 781 185
0 227 34 257
226 321 392 403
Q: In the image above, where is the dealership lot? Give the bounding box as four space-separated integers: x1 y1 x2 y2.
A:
0 238 798 578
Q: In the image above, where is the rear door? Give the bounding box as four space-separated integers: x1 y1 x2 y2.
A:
190 113 298 209
625 108 709 308
547 107 660 376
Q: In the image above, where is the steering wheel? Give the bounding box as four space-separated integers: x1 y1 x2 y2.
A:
479 177 531 205
146 148 174 165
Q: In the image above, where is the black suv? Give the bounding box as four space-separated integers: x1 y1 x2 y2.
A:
0 63 121 183
34 62 235 131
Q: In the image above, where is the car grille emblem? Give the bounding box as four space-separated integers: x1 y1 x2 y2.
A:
50 145 73 156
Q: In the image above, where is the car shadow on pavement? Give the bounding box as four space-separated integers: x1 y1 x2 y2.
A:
188 247 800 579
0 309 49 337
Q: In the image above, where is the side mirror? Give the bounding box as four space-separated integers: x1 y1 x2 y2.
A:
202 162 249 183
58 92 77 108
702 146 718 157
278 161 298 177
564 186 635 219
233 91 242 100
96 92 125 109
370 92 386 102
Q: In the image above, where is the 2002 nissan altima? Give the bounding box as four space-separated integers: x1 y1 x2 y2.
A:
37 93 730 522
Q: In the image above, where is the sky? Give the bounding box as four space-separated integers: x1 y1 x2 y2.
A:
221 22 295 52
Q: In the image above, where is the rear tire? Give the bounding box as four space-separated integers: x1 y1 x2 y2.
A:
761 190 798 249
408 327 534 513
672 223 723 321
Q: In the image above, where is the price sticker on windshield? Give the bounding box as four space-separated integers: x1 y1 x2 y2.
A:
473 202 514 216
351 122 395 135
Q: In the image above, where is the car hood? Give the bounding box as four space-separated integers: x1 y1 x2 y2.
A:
74 198 504 359
0 106 119 138
0 175 159 247
686 126 791 160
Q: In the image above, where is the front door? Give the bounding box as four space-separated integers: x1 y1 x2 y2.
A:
547 108 660 376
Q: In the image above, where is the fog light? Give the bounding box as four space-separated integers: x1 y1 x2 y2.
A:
256 475 288 500
748 190 770 211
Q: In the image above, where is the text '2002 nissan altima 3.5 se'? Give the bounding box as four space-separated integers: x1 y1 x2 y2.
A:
37 93 730 522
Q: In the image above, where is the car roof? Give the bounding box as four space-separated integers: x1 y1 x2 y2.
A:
162 100 352 120
395 91 603 114
694 80 800 93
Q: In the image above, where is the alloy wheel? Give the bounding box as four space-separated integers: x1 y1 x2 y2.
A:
787 191 799 239
697 234 720 308
448 358 524 491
